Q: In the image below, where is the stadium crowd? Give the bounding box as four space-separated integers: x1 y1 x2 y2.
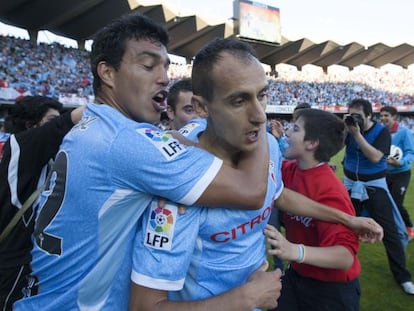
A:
1 34 414 108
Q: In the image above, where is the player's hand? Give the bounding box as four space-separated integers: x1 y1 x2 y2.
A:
245 261 282 310
348 216 384 243
157 198 187 215
269 119 284 139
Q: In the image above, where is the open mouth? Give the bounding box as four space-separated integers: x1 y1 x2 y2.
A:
153 90 168 104
246 130 259 139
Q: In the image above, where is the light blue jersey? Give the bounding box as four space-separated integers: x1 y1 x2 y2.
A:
14 103 222 311
178 118 207 138
131 131 283 311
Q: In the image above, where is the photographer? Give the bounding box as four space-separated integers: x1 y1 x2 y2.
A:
342 98 414 295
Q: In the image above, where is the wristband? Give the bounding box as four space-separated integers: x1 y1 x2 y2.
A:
296 244 306 263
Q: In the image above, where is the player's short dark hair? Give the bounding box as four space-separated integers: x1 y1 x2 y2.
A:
380 106 398 116
5 96 62 133
295 108 345 162
167 78 192 112
91 12 169 94
192 38 257 102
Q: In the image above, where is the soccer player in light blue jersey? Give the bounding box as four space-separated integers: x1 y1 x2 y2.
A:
130 38 384 311
13 13 276 311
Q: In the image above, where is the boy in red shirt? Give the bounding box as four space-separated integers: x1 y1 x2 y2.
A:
266 108 361 311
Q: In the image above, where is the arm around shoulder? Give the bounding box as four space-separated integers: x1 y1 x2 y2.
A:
196 129 269 209
70 105 86 124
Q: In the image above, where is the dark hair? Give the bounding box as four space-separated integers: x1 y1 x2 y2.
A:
167 78 192 112
5 96 62 133
380 106 398 116
90 12 169 94
294 103 311 111
192 38 257 102
348 98 373 117
294 109 345 162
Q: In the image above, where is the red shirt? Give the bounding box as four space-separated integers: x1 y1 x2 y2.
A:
282 160 360 282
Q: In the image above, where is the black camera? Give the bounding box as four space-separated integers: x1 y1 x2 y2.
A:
345 113 364 130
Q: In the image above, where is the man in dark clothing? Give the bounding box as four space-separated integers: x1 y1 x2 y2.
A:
0 96 84 310
343 98 414 295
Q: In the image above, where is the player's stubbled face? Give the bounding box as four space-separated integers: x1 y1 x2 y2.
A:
113 38 170 123
206 52 268 154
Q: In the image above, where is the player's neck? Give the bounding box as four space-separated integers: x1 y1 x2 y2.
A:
198 131 239 167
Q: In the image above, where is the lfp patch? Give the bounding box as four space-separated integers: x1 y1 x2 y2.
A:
136 128 186 160
144 200 178 251
179 122 201 136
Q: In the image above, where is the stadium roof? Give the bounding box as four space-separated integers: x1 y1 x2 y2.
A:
1 0 414 70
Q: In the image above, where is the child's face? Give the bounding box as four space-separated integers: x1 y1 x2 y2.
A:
284 116 307 160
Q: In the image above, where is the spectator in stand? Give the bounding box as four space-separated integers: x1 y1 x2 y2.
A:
166 78 200 130
0 77 8 88
2 33 414 106
0 96 84 311
380 106 414 241
343 98 414 295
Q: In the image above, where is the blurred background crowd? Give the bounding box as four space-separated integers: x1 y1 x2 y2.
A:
1 34 414 110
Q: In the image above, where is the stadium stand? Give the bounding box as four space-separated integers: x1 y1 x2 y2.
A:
0 34 414 113
1 0 414 70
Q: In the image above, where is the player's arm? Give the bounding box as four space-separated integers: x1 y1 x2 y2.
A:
129 264 282 311
70 105 85 124
275 188 383 242
265 224 354 270
195 129 269 209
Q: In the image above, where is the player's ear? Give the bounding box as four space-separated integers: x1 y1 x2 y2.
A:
97 61 115 88
192 95 209 118
166 105 175 121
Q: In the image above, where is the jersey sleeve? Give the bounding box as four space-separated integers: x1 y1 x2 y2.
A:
131 198 202 290
267 133 284 200
109 126 223 206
